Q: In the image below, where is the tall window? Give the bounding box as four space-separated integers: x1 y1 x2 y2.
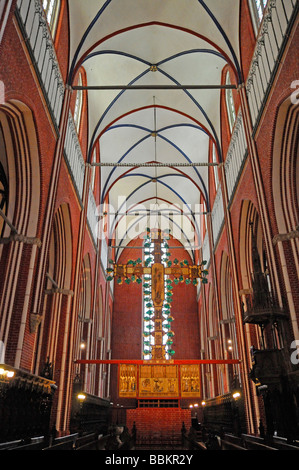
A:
212 144 219 190
91 150 96 191
249 0 268 35
225 72 236 133
43 0 60 36
74 73 83 133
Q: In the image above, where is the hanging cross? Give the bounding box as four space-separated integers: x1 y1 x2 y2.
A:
106 229 208 361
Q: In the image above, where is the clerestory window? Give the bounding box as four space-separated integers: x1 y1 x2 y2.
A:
43 0 60 37
74 73 83 134
212 144 219 190
225 72 236 133
248 0 268 35
91 150 96 191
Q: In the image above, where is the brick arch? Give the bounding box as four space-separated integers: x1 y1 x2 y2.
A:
0 100 41 242
75 253 94 393
272 98 299 243
219 251 239 393
38 203 73 363
0 100 41 366
272 97 299 339
36 203 73 433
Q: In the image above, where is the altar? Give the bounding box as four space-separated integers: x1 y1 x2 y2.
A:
118 362 201 399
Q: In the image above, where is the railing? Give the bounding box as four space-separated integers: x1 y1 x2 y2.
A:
16 0 64 129
16 1 98 249
62 112 98 247
16 0 297 261
246 0 298 129
202 111 247 266
212 0 297 250
16 1 86 202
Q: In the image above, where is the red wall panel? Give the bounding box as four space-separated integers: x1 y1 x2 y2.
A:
126 408 192 438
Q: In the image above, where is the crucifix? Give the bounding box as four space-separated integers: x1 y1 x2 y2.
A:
106 229 208 361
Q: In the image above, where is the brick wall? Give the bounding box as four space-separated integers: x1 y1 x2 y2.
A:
126 407 192 438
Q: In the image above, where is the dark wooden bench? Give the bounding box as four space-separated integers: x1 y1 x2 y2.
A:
43 433 78 450
75 433 98 450
6 436 45 451
221 439 247 450
241 434 278 451
0 439 23 450
182 434 207 450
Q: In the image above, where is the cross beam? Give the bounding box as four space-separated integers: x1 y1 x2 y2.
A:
111 263 203 280
91 162 218 167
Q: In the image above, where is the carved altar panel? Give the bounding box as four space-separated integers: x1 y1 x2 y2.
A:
138 364 179 398
118 364 137 398
118 363 201 399
180 364 201 397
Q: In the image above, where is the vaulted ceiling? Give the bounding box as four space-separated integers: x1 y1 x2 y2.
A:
67 0 242 260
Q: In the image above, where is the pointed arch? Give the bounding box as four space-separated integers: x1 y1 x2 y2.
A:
272 97 299 339
37 203 73 374
0 100 41 366
220 251 239 389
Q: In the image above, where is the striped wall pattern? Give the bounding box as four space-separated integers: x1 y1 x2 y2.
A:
246 0 297 128
16 0 65 129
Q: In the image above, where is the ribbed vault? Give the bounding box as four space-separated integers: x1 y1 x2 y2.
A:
66 0 242 258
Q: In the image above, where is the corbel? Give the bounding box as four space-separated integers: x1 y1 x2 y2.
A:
272 227 299 246
30 312 43 333
0 209 42 247
44 273 74 296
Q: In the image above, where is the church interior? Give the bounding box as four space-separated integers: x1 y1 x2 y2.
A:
0 0 298 452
